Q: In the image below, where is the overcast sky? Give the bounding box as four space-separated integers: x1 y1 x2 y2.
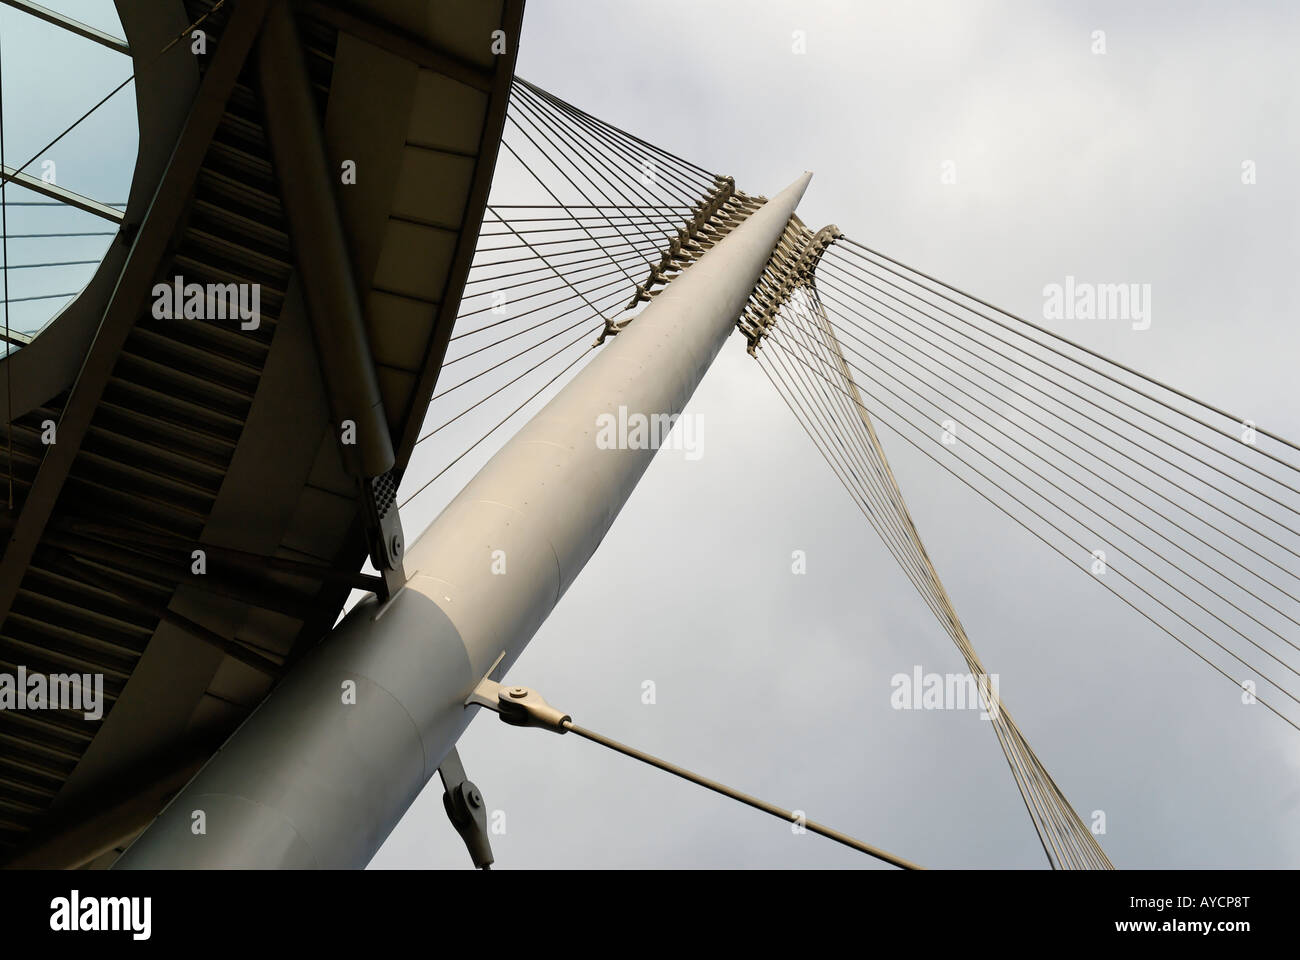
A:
9 1 1297 870
373 0 1300 869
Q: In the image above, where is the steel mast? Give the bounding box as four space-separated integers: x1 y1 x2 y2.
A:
116 173 813 869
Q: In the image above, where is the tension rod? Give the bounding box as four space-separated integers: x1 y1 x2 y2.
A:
466 676 923 870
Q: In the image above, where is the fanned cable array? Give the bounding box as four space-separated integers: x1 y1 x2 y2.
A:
749 224 1300 863
749 228 1113 868
807 239 1300 735
402 79 759 508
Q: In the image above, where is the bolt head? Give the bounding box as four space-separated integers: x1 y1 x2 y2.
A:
508 686 528 699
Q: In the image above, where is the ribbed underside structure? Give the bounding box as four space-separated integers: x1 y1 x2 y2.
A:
0 0 523 868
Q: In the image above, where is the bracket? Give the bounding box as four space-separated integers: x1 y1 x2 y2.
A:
364 470 406 599
466 675 570 734
436 747 494 870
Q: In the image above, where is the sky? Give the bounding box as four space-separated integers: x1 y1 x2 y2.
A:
0 0 135 338
373 0 1300 869
5 1 1297 870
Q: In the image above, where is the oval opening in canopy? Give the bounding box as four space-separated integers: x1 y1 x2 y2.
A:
0 0 138 351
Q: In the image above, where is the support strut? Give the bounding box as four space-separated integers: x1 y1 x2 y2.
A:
257 0 404 595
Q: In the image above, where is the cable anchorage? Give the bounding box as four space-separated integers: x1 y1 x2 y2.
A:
739 217 842 355
597 176 764 343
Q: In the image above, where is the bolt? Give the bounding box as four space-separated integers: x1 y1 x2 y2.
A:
468 788 483 808
389 533 403 558
508 687 528 699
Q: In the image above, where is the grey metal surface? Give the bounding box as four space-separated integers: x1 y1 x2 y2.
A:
115 172 812 869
